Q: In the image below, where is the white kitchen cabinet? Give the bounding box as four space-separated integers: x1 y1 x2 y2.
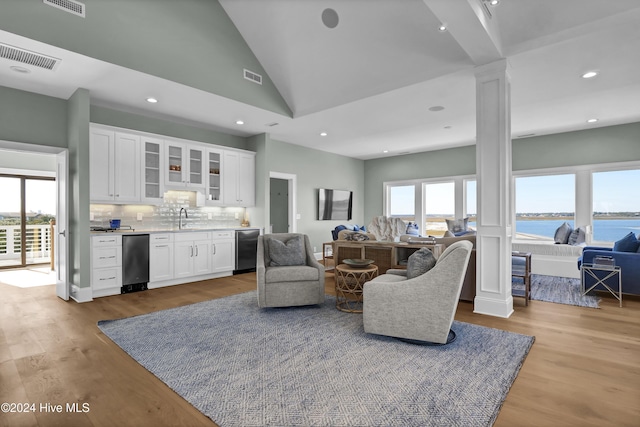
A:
165 141 206 191
91 234 122 297
211 230 235 273
205 148 224 205
173 232 212 279
141 136 164 204
223 150 255 207
149 233 173 282
90 127 140 203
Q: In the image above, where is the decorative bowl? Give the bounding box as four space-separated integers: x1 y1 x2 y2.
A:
343 259 374 268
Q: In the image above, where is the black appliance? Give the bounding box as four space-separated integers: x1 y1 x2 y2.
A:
122 234 149 293
234 229 260 274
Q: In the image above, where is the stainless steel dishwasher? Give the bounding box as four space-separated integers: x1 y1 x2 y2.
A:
122 234 150 293
234 229 260 274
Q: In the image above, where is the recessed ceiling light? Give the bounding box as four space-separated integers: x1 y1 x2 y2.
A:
429 106 445 112
320 132 328 137
146 97 158 103
444 126 452 129
582 71 599 79
438 24 447 32
235 120 244 125
489 0 500 6
9 65 31 74
383 150 389 153
587 118 598 123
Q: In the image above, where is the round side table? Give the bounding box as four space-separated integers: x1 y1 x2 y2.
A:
334 263 378 313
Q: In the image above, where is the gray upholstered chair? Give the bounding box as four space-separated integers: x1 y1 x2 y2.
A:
362 240 473 344
257 233 325 308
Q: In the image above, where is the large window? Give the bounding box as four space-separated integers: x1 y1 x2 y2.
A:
424 182 455 236
388 184 415 223
514 174 575 240
592 169 640 242
465 180 477 229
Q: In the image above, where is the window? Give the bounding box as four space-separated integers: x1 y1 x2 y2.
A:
514 174 575 240
388 184 415 223
424 182 454 236
592 169 640 242
465 179 476 230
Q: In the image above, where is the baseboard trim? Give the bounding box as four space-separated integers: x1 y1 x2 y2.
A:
71 285 93 303
473 295 514 318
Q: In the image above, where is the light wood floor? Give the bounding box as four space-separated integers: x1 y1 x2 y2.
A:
1 272 639 427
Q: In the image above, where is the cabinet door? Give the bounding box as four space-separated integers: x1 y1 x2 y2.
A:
206 149 223 204
212 239 235 273
174 240 194 279
187 146 205 189
223 151 240 205
142 137 164 203
114 133 141 202
150 243 174 282
193 240 212 275
90 129 115 202
166 142 186 187
238 153 255 206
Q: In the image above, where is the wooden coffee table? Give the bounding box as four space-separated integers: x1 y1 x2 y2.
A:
334 264 378 313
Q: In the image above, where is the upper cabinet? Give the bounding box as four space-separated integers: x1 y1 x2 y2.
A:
165 141 205 191
90 128 140 203
141 136 164 204
89 124 255 207
223 150 255 207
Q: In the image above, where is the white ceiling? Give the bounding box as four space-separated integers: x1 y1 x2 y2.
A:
1 0 640 160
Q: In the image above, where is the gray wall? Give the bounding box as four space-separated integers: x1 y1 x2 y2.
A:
0 0 290 117
90 106 248 150
363 122 640 221
0 151 56 173
252 135 365 252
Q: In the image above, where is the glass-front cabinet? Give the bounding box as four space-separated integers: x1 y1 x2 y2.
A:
142 137 164 203
164 141 205 190
206 148 223 205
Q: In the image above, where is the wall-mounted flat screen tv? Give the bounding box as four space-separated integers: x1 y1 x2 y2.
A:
318 188 353 220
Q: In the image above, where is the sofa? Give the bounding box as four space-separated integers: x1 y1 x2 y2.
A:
578 246 640 296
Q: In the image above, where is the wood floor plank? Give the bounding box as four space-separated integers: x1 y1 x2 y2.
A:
1 273 638 427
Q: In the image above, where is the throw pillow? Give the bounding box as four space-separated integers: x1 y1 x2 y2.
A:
568 226 586 246
406 247 437 279
267 236 306 266
443 230 455 238
553 222 573 244
344 231 369 241
613 232 640 252
446 218 468 233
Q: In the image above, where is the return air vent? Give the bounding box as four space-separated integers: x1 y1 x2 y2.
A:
0 43 61 71
243 69 263 85
43 0 85 17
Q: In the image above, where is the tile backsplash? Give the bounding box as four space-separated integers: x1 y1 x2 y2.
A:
90 191 245 230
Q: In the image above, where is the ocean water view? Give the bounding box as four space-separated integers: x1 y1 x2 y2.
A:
468 219 640 242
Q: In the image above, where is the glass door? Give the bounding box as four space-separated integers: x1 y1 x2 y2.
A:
166 143 184 185
0 176 22 268
207 150 221 202
144 141 162 199
189 147 203 186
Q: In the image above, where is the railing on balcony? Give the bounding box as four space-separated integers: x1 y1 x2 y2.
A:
0 224 52 267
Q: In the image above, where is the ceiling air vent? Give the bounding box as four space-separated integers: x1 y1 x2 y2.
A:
43 0 85 18
244 69 263 85
0 43 61 71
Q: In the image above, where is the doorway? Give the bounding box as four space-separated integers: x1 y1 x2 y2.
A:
0 174 56 269
269 172 297 234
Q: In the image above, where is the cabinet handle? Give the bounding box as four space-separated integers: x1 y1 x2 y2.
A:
213 244 216 255
100 277 116 281
98 239 116 243
195 245 199 256
155 244 168 248
98 256 116 259
190 246 194 257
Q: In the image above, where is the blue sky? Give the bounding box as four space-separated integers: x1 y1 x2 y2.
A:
0 177 56 215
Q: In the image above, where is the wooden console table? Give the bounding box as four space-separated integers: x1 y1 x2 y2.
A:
332 240 445 274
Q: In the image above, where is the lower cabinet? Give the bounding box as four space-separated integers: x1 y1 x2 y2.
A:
150 233 174 282
174 232 212 279
212 230 235 273
91 234 122 297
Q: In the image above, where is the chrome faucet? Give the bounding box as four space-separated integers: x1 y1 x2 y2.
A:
179 207 188 230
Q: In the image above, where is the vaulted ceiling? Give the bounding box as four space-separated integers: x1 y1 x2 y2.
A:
1 0 639 160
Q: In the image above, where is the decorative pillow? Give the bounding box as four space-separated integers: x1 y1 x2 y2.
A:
567 226 586 246
446 218 468 233
613 232 640 252
267 236 306 266
406 222 420 236
344 231 369 241
406 247 437 279
553 222 573 244
443 230 455 238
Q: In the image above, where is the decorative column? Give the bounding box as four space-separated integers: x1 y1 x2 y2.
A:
474 59 514 318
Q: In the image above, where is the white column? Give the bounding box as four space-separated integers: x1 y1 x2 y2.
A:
474 59 514 318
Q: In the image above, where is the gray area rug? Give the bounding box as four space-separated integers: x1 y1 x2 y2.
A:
513 274 600 308
98 292 534 427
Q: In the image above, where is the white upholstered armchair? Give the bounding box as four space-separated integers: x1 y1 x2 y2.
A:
362 240 473 344
257 233 325 308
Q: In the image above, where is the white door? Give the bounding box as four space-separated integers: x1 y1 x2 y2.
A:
149 243 174 282
114 133 140 202
174 240 194 279
212 239 235 273
56 151 69 300
192 240 212 275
